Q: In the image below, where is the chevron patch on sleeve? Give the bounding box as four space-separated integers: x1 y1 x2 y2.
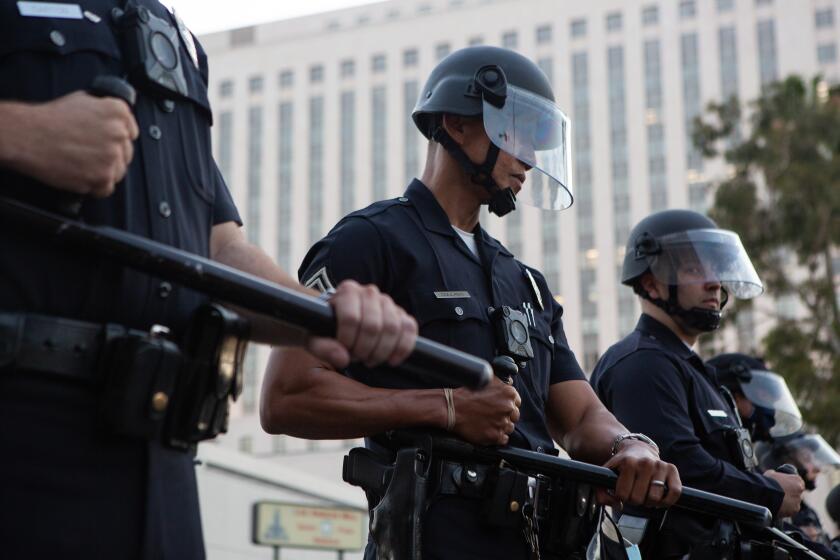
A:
303 266 336 294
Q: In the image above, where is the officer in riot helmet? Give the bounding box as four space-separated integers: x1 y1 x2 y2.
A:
707 353 803 441
591 209 805 558
262 46 681 559
759 432 840 557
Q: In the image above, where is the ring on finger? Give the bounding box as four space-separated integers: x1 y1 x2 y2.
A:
650 480 667 489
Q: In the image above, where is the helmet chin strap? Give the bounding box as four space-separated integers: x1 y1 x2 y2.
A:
643 285 729 333
431 126 517 216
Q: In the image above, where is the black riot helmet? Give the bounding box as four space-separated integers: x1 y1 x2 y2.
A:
707 353 803 440
412 46 573 216
622 209 763 332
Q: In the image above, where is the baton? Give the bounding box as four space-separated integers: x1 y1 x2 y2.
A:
0 195 493 390
418 437 773 529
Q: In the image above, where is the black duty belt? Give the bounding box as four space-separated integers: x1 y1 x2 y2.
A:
435 459 495 499
0 312 143 381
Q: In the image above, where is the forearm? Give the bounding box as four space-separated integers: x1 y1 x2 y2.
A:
0 101 34 170
211 236 315 346
559 403 627 464
260 348 447 439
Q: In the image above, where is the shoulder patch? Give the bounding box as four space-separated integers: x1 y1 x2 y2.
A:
303 266 335 294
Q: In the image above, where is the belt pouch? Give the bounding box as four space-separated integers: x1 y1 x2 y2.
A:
370 447 430 560
98 326 181 439
483 466 530 528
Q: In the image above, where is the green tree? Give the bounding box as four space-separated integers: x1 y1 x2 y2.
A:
694 76 840 446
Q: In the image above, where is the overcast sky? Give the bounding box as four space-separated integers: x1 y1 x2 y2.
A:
161 0 381 35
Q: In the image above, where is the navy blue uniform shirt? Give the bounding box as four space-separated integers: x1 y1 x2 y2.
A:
299 179 585 559
590 314 784 512
0 2 239 558
300 179 585 453
0 0 241 335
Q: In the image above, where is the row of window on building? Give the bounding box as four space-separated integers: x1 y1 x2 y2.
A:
218 3 837 99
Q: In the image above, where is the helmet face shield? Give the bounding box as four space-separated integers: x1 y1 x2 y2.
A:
792 434 840 470
740 370 803 437
646 229 763 299
482 85 573 210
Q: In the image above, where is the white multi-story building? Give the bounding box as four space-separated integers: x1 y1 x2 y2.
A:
193 2 839 555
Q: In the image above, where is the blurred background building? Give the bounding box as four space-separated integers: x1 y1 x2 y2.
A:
190 0 840 557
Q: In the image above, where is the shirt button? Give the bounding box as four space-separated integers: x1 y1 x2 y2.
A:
149 125 162 140
159 201 171 218
548 335 555 344
50 30 66 47
159 99 175 113
487 306 495 315
158 282 172 299
398 197 408 202
536 446 544 453
454 306 464 317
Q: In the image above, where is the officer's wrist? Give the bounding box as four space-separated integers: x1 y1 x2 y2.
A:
611 432 660 457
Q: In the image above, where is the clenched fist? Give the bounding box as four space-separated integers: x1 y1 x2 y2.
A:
0 91 139 197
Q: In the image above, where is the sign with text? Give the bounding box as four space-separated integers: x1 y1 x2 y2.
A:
252 501 366 551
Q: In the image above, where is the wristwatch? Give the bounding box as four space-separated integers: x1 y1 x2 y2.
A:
610 433 660 456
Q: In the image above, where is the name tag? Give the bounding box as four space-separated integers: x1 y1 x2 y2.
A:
434 291 470 299
17 1 83 19
707 409 728 418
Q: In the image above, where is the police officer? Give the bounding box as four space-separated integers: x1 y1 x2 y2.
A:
590 209 805 557
0 2 416 558
261 46 681 559
707 353 804 442
828 485 840 552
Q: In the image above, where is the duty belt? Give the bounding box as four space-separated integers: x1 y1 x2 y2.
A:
0 311 147 381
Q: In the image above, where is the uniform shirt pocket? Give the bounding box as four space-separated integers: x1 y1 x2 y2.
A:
408 290 488 350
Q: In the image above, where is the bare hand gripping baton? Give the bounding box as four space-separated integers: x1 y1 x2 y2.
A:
0 195 493 390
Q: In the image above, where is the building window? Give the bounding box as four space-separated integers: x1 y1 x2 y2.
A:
371 53 386 73
644 39 667 210
309 64 324 83
340 59 355 78
278 70 293 88
502 30 518 49
247 106 262 245
248 75 263 93
308 96 324 244
816 8 835 28
277 102 293 270
606 12 622 32
641 5 658 26
755 0 771 5
719 26 739 100
404 81 420 183
757 19 778 85
340 92 355 215
468 36 484 46
536 24 552 44
403 48 419 67
219 79 233 98
435 42 451 60
818 42 838 63
570 18 587 38
717 0 734 12
681 32 704 172
679 0 696 19
417 3 431 14
371 86 387 201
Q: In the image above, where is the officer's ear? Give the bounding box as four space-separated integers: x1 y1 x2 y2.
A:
442 114 482 147
638 272 665 301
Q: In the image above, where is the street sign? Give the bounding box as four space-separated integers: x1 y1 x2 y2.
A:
252 501 366 552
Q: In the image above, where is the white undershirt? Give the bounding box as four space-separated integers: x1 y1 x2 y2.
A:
452 226 478 257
